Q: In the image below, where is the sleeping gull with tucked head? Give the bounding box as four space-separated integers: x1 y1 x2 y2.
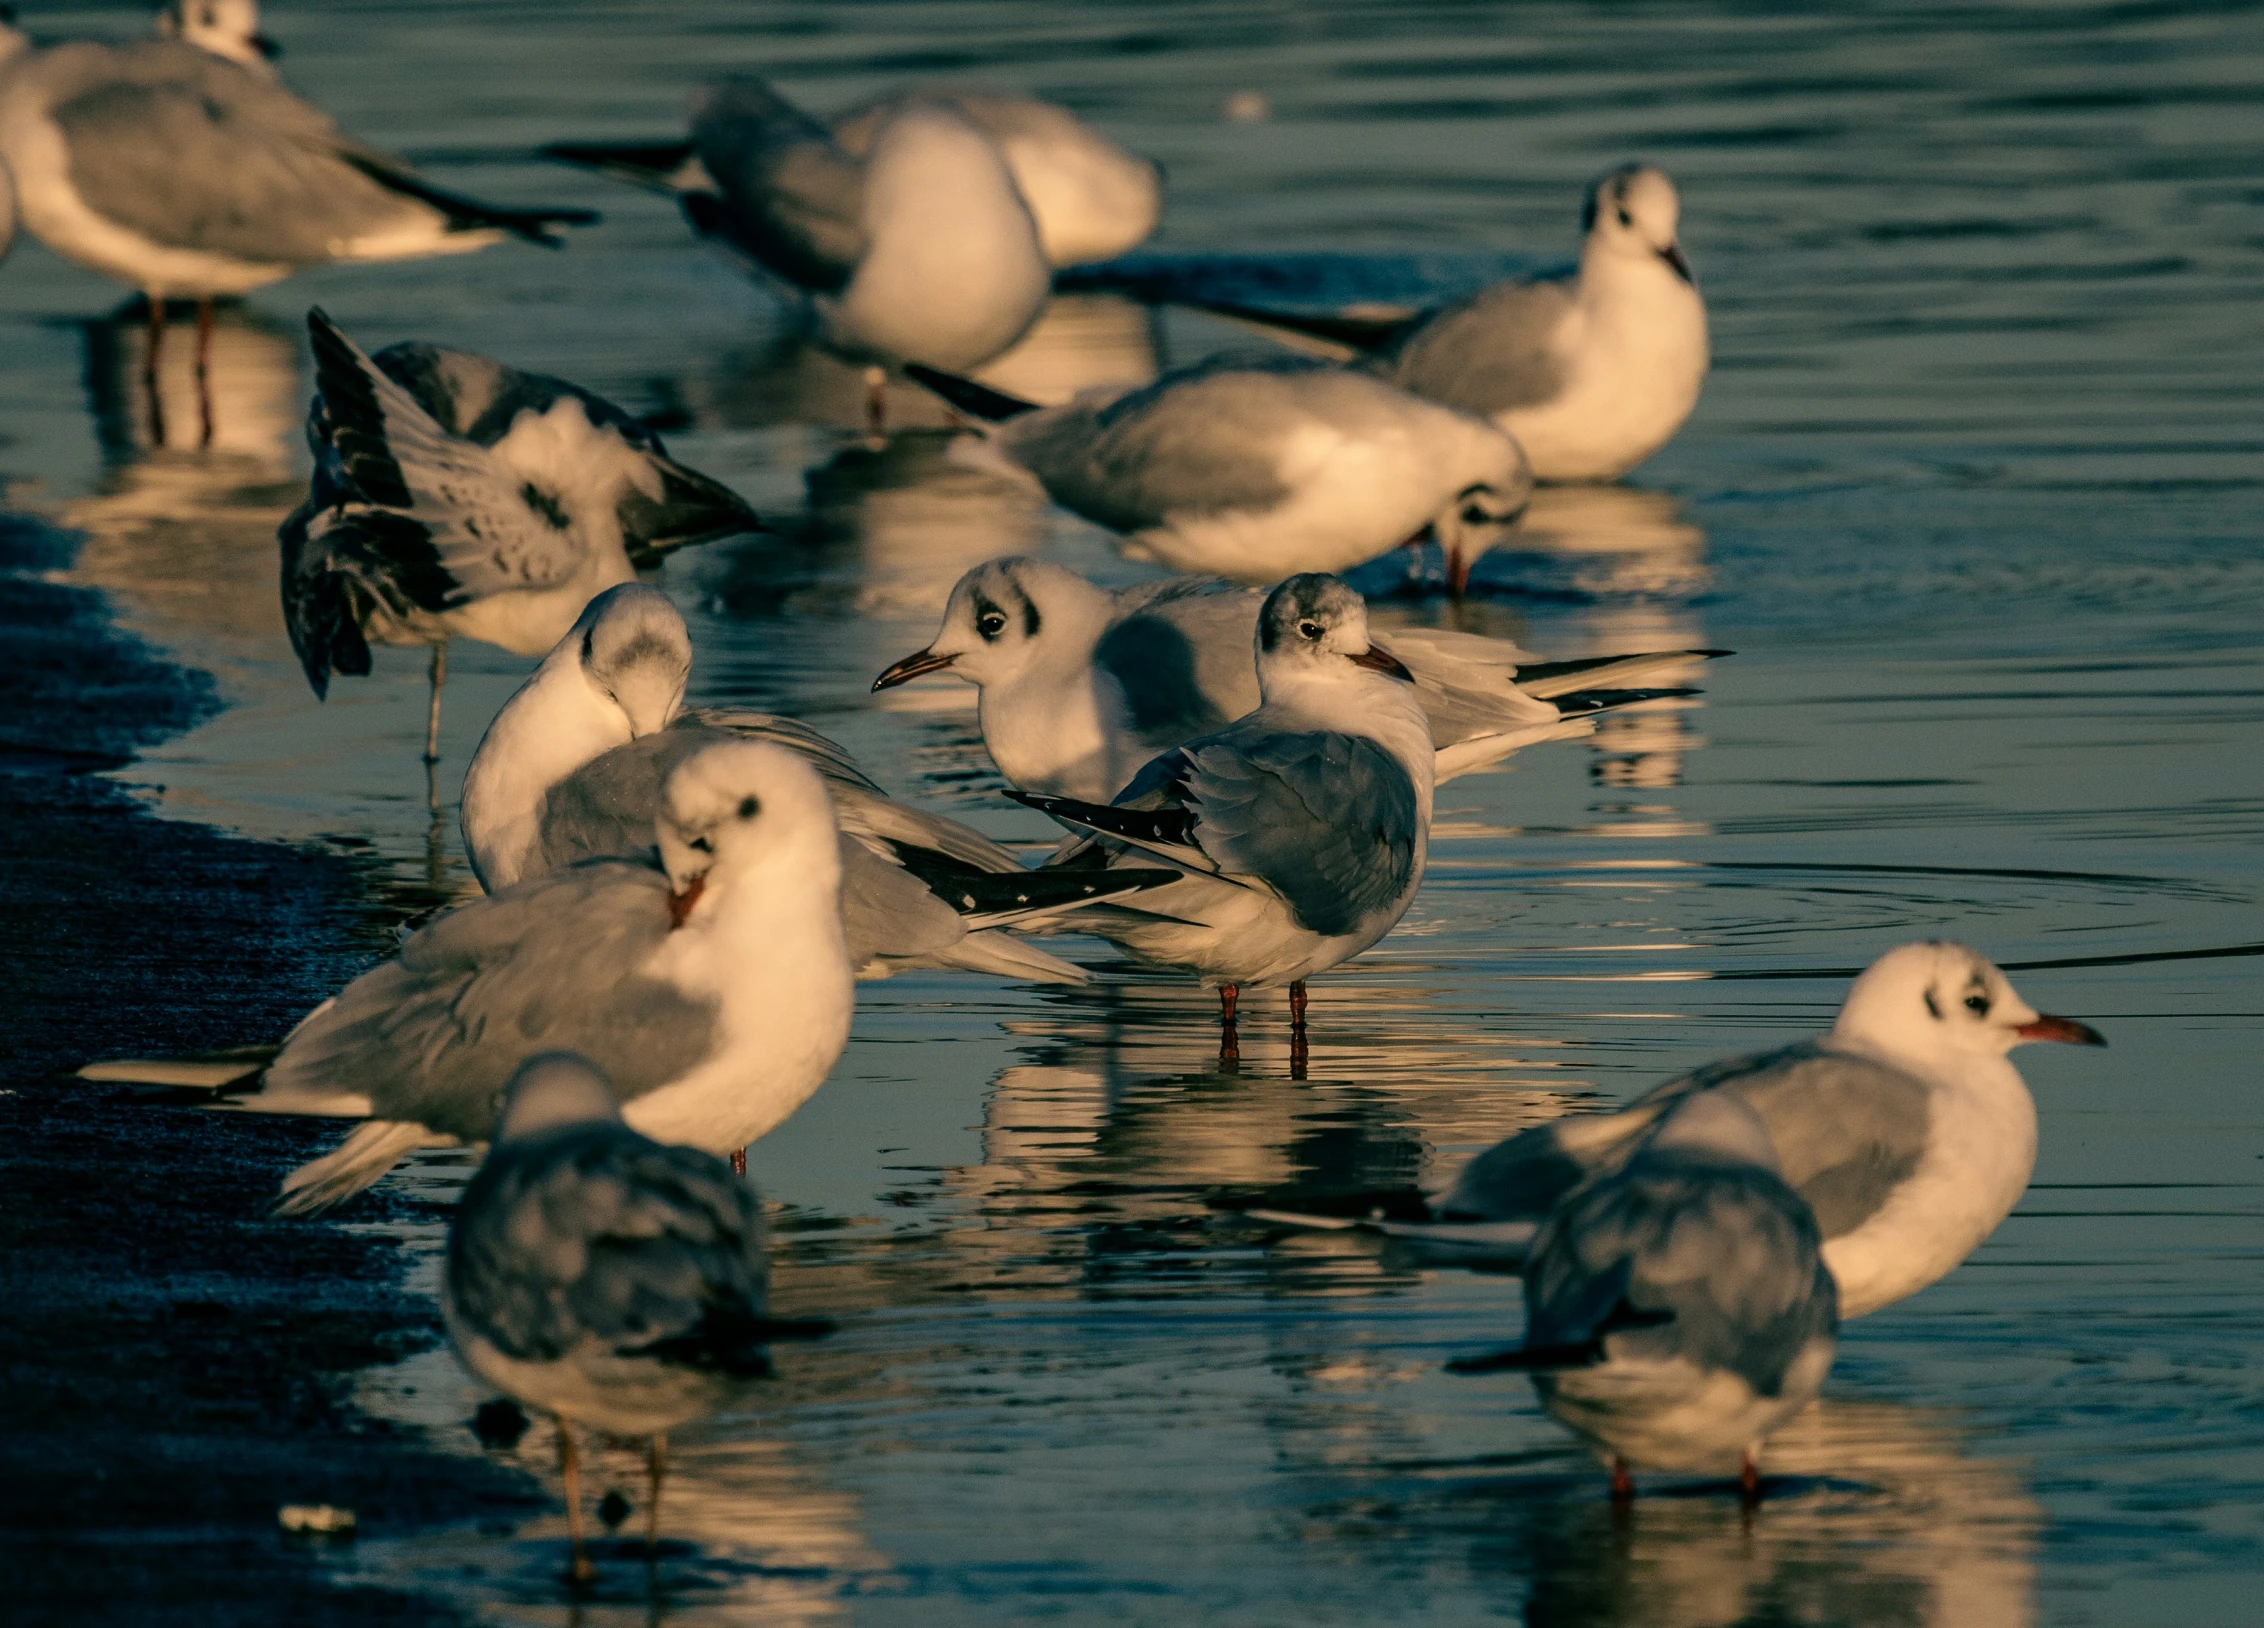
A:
875 557 1724 802
444 1054 831 1581
461 583 1180 985
220 739 854 1213
1448 1092 1839 1501
281 310 764 762
1249 941 2106 1320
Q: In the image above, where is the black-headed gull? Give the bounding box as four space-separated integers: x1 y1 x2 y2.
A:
1448 1092 1839 1501
1005 574 1434 1032
152 0 279 75
1252 941 2105 1320
874 557 1722 802
1194 165 1708 483
0 19 591 440
444 1055 830 1581
903 352 1533 590
461 583 1178 985
227 739 854 1214
280 310 763 762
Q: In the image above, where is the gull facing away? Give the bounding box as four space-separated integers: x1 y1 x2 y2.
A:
544 78 1054 420
1191 165 1708 483
206 740 852 1213
153 0 279 75
903 353 1534 591
461 583 1180 985
1448 1092 1839 1501
280 310 764 762
875 556 1725 803
1249 941 2106 1320
0 12 593 442
1005 574 1436 1034
445 1055 832 1582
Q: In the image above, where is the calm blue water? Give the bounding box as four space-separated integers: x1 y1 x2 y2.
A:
3 2 2261 1623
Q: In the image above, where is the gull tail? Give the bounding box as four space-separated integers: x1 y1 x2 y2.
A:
77 1046 277 1091
339 152 598 248
1433 715 1597 784
1228 1188 1540 1259
540 139 706 193
1002 789 1227 879
1178 298 1421 357
274 1121 449 1217
925 930 1091 986
1515 648 1731 702
901 364 1043 425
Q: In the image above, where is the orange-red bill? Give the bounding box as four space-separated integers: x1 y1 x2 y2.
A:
1350 643 1414 682
2016 1013 2106 1047
872 648 956 691
667 872 706 929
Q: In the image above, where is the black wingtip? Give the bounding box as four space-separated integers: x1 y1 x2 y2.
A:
1551 686 1705 716
902 363 1041 423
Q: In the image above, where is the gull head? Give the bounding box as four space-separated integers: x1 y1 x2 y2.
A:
1428 453 1534 596
873 557 1107 692
493 398 764 563
1830 940 2106 1064
493 1054 622 1144
570 584 691 738
156 0 281 68
1255 574 1412 690
656 741 840 921
1583 163 1691 284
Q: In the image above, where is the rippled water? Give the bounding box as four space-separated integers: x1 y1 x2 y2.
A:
4 2 2261 1623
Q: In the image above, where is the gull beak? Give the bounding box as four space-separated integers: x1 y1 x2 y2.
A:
667 872 707 930
1350 642 1414 682
1400 520 1436 549
872 648 957 690
2015 1013 2106 1047
1660 241 1694 284
619 455 768 558
252 33 283 59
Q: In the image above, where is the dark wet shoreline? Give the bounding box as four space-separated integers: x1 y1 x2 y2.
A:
0 513 534 1624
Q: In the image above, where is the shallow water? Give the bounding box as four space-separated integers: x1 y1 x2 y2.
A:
3 1 2261 1623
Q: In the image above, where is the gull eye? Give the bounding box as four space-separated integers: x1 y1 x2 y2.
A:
1964 993 1990 1016
1617 207 1633 229
1297 619 1323 641
1460 502 1493 525
686 835 712 854
737 796 759 820
976 611 1007 640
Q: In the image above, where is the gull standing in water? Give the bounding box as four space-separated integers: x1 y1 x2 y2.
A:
461 583 1180 984
0 9 592 442
1250 942 2105 1320
198 740 853 1213
444 1055 831 1582
902 353 1533 590
875 557 1724 802
280 310 764 763
1189 165 1708 483
1005 575 1434 1041
1448 1093 1839 1502
546 78 1052 427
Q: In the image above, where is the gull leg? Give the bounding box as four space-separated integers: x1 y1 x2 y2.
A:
1288 981 1308 1029
731 1148 746 1178
1218 983 1239 1024
1609 1457 1634 1503
194 296 215 448
863 366 888 440
557 1415 594 1584
1288 980 1309 1078
1446 543 1471 599
423 643 448 765
645 1435 667 1560
1740 1451 1761 1506
143 295 167 447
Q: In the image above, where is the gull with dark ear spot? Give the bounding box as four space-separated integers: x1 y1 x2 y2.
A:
444 1054 832 1582
1247 941 2104 1321
153 0 281 76
875 556 1726 803
1003 574 1437 1040
460 583 1182 985
279 310 765 763
1449 1092 1839 1503
904 351 1533 591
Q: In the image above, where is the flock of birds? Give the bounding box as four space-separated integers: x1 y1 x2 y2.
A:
19 1 2108 1585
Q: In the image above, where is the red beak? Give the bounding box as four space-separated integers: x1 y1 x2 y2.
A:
668 872 706 929
2015 1013 2106 1047
872 648 956 691
1350 643 1414 682
1660 242 1693 283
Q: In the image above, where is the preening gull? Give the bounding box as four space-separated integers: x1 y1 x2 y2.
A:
1448 1092 1839 1501
875 556 1723 802
461 583 1181 985
903 352 1534 590
280 310 764 761
444 1055 831 1580
1191 165 1708 483
1250 941 2106 1320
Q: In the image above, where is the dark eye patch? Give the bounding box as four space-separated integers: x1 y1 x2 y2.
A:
971 591 1009 641
1924 989 1943 1020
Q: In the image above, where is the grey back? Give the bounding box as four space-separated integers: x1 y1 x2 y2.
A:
1375 276 1577 416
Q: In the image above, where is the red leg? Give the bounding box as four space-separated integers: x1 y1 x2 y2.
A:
731 1147 747 1178
1740 1452 1760 1504
1288 980 1308 1029
557 1416 594 1584
1446 543 1471 598
863 366 888 438
1218 983 1239 1024
194 296 215 448
143 295 167 447
646 1434 667 1559
1609 1458 1634 1502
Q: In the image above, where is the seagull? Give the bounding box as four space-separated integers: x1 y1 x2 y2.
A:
461 582 1180 985
1447 1092 1839 1502
152 0 279 76
1187 165 1708 483
1247 941 2106 1320
217 739 855 1214
874 556 1724 802
444 1054 832 1582
902 353 1534 590
544 78 1053 424
1002 574 1436 1035
0 17 593 443
280 309 765 763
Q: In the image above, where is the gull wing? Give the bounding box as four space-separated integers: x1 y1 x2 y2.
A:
688 77 866 292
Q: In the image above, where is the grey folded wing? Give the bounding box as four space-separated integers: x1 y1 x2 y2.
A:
1095 577 1264 750
1383 626 1561 748
689 77 865 292
450 1124 768 1365
261 863 718 1141
1375 276 1576 415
